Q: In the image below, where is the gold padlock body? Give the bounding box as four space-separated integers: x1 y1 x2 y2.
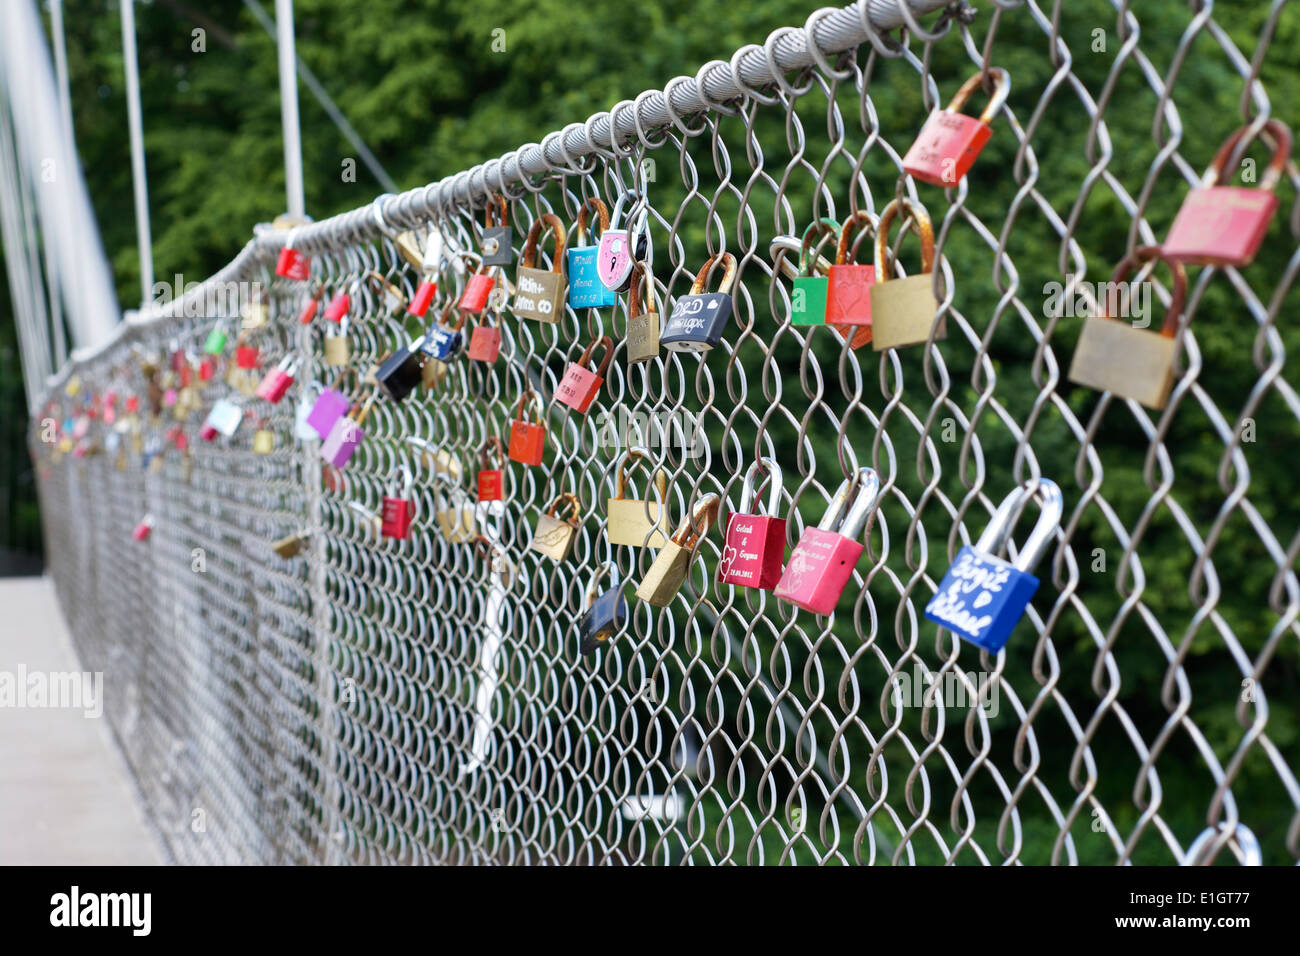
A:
514 266 566 323
272 533 308 558
607 497 667 547
234 369 259 397
395 230 425 270
422 357 448 389
1068 315 1177 410
436 503 476 542
627 311 661 364
870 274 945 351
253 429 274 454
529 513 577 561
323 334 350 366
635 541 693 606
242 301 269 330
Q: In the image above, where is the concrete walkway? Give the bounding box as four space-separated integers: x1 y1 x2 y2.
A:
0 577 162 864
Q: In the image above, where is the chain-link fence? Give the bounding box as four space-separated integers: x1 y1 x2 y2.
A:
29 0 1300 865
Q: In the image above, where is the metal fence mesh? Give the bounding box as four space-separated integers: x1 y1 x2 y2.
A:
30 0 1300 865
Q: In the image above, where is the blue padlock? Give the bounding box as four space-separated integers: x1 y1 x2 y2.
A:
924 478 1063 652
423 304 466 361
578 563 627 656
567 197 616 309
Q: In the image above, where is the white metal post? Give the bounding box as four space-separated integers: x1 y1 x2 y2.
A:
119 0 154 305
275 0 305 219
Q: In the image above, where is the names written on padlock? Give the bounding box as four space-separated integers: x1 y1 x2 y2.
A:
515 275 556 317
924 550 1018 640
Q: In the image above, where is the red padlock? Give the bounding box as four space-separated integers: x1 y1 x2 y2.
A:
178 358 195 387
381 466 416 539
173 429 190 453
902 67 1010 186
132 514 154 541
555 335 613 413
199 357 217 381
254 355 298 404
235 343 260 369
275 243 311 280
408 279 438 318
825 211 879 350
467 307 502 363
125 395 140 414
718 458 787 591
477 436 505 501
459 258 495 314
1164 119 1291 267
324 290 351 323
298 283 324 324
200 423 219 442
507 389 546 465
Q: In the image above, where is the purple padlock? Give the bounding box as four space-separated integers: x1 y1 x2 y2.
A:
306 388 350 439
319 393 375 468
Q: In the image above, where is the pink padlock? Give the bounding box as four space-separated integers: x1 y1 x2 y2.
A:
254 355 299 404
774 467 880 615
718 457 787 591
275 244 311 280
902 68 1009 186
319 392 376 468
324 291 351 323
132 514 154 541
555 336 613 413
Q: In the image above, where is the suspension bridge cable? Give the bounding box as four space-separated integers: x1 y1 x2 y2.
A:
274 0 306 219
119 0 154 306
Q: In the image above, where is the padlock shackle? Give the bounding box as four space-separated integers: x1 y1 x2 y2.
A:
484 193 509 228
614 446 668 502
576 336 614 377
389 464 414 498
366 270 407 311
770 235 833 281
514 388 544 425
607 190 639 229
327 366 360 395
817 467 881 540
689 252 738 296
875 199 935 282
1204 119 1291 192
442 305 468 332
628 261 656 317
545 492 581 525
521 213 567 273
584 561 620 607
575 196 611 245
801 218 840 274
349 388 378 429
1108 245 1186 338
974 478 1063 574
739 456 783 517
835 212 878 267
947 67 1011 125
479 435 505 470
670 493 721 549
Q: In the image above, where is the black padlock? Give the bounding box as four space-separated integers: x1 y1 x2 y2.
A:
578 564 628 656
376 335 426 402
661 252 737 353
481 193 513 267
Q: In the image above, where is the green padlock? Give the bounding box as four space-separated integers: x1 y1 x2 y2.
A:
791 218 837 326
203 322 228 355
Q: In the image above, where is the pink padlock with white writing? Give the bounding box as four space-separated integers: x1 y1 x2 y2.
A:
275 244 311 280
132 514 154 541
555 336 613 413
319 392 375 468
774 467 880 615
254 355 299 404
718 457 787 591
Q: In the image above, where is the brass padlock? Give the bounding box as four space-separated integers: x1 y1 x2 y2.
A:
607 446 669 547
422 356 448 389
395 230 426 271
1068 246 1185 410
636 493 721 607
436 485 477 542
408 438 463 483
242 291 269 330
869 198 944 351
529 493 581 561
252 420 274 454
324 316 351 366
626 260 660 365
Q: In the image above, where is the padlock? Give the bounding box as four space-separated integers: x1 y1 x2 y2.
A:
421 356 449 390
568 197 616 309
368 271 408 315
319 390 377 468
424 306 467 360
408 279 437 318
64 375 81 397
477 436 505 501
870 198 944 351
902 67 1010 186
481 193 514 267
132 514 154 542
381 465 417 540
514 213 567 322
607 446 669 547
323 317 351 367
1068 246 1187 410
1163 119 1291 267
556 335 613 413
306 369 357 438
597 192 650 292
774 467 881 615
924 478 1063 652
467 305 502 363
636 494 721 606
790 219 838 327
662 252 737 353
375 338 426 401
241 291 270 330
272 530 311 559
529 493 581 561
298 283 324 324
198 357 217 381
435 484 477 542
203 321 229 355
825 211 878 348
395 230 426 271
203 398 243 438
458 259 495 314
626 260 660 365
275 242 311 280
255 354 298 403
578 563 628 656
507 390 546 465
252 421 274 454
718 457 787 590
323 290 351 323
408 440 462 484
235 341 260 369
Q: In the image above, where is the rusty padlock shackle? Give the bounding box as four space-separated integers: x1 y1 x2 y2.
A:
575 335 614 378
818 467 881 539
346 387 379 428
947 66 1011 125
575 196 611 245
479 435 505 470
689 252 738 295
484 193 510 227
521 213 567 272
472 534 513 580
669 493 721 550
835 211 879 266
739 456 783 517
514 388 544 424
1107 245 1187 338
388 464 414 499
584 561 620 607
544 492 582 525
442 301 469 331
975 478 1063 574
1203 119 1292 192
614 446 669 502
628 260 656 316
875 199 936 282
